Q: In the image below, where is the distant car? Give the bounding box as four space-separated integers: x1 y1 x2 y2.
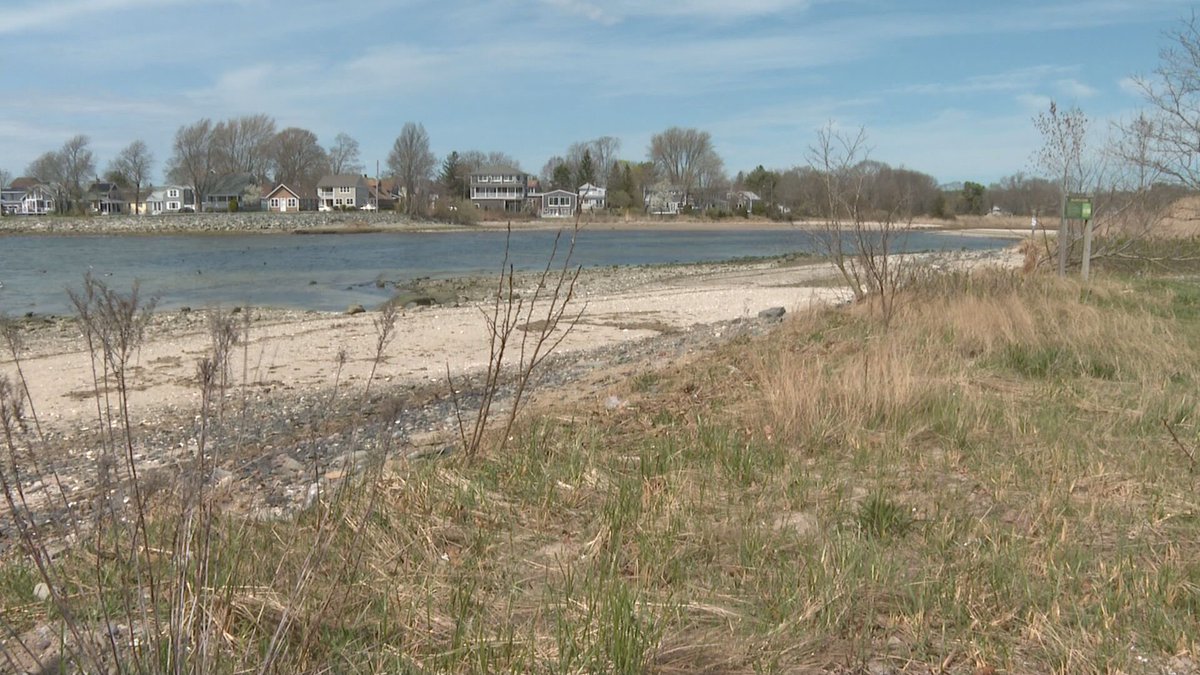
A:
360 203 378 211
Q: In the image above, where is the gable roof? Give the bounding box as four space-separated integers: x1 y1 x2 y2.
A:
209 173 257 196
266 183 301 200
318 174 367 189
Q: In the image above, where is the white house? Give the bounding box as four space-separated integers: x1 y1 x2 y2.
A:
578 183 606 211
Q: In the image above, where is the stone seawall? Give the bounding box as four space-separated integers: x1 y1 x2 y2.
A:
0 211 453 235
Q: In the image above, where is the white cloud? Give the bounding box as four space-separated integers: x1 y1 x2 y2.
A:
536 0 815 24
0 0 194 34
1056 78 1099 99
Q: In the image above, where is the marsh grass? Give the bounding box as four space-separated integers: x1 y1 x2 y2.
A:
3 266 1200 672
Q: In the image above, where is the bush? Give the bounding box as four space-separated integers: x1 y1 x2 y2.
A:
432 198 480 225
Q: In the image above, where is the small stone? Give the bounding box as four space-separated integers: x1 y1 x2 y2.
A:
604 395 623 410
757 306 786 320
33 582 50 601
346 304 366 315
272 453 304 474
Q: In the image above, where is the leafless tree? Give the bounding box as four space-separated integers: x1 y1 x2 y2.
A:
1128 13 1200 190
60 135 96 205
211 114 276 182
589 136 621 186
387 122 436 215
648 126 723 206
807 124 912 325
26 136 94 213
0 168 11 190
107 140 154 216
327 132 364 176
166 119 219 212
270 127 330 196
1033 102 1092 276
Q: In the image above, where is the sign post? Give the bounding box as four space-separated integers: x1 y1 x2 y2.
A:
1065 194 1094 281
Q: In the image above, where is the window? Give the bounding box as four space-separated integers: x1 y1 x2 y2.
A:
167 189 179 198
167 201 180 210
288 198 298 207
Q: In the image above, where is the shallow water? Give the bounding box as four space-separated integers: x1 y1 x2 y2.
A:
0 228 1007 315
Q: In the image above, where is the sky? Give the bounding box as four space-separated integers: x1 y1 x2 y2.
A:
0 0 1195 187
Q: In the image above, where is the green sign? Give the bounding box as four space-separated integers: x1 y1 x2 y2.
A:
1065 195 1093 220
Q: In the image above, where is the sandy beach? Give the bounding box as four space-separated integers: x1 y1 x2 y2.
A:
2 246 1022 438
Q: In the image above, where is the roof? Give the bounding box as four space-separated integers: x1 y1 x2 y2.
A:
318 174 368 189
266 184 301 199
470 166 524 176
10 177 40 190
542 189 576 197
209 173 256 196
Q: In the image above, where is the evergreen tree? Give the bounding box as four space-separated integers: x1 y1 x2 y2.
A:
439 151 466 199
575 149 595 188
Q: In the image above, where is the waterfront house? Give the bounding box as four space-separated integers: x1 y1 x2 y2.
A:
265 184 302 212
540 189 577 218
578 183 606 211
469 166 529 212
317 174 370 210
142 185 195 214
1 187 24 215
205 173 258 212
19 185 56 215
645 184 684 215
87 181 126 215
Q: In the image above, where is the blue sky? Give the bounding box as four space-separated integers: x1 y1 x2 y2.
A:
0 0 1193 186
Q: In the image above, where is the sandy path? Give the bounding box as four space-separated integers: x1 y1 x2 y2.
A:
4 263 849 432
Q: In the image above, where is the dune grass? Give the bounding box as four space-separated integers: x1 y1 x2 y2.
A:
3 267 1200 672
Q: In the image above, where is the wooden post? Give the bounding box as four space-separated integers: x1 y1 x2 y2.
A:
1081 218 1093 282
1057 194 1068 277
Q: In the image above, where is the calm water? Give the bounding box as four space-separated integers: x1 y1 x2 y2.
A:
0 229 1007 315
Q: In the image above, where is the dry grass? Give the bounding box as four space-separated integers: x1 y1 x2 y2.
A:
4 267 1200 672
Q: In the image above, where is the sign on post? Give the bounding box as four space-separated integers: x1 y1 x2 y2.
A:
1065 194 1093 220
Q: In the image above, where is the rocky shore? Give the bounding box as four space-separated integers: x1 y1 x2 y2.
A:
0 211 463 235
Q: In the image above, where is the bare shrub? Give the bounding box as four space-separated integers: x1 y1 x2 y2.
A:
450 223 583 461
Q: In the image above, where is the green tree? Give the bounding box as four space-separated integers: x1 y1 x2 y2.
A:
552 163 573 191
575 149 595 188
959 181 986 215
439 151 467 199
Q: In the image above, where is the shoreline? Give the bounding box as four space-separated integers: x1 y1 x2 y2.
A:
0 211 1035 238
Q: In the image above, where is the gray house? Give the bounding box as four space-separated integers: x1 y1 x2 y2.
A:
469 166 529 212
205 173 258 211
317 174 370 210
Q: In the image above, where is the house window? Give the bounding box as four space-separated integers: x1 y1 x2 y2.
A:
167 189 179 198
288 198 298 207
167 201 180 210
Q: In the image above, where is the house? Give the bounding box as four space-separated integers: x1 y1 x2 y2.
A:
729 190 761 213
539 189 577 218
204 173 258 212
19 185 56 215
578 183 606 212
1 187 24 215
469 166 529 212
265 184 302 212
87 181 126 215
317 174 370 210
644 184 684 215
140 185 195 215
366 177 399 211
